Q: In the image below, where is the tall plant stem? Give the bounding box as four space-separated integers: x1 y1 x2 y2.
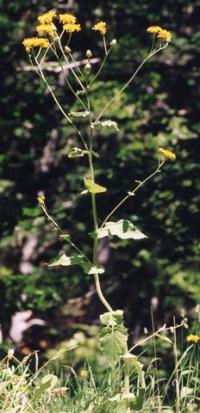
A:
87 96 113 312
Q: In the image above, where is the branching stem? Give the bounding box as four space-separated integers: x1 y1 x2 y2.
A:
101 160 165 228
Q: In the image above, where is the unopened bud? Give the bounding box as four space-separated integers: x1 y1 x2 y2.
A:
110 39 117 47
84 63 92 74
86 49 92 59
64 46 71 54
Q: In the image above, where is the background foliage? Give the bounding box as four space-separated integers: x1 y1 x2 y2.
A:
0 0 199 351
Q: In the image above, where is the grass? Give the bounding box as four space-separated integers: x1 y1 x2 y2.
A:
0 323 199 413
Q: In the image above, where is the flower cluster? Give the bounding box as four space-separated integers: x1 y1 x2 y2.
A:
186 334 200 343
158 148 176 160
22 37 49 51
147 25 172 42
92 21 107 35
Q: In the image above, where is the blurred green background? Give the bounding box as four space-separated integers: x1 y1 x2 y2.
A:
0 0 199 356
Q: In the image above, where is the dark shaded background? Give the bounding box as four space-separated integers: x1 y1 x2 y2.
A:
0 0 199 354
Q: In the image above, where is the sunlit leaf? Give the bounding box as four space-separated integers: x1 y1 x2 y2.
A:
84 178 107 194
96 220 147 240
68 147 100 158
180 386 193 399
99 325 128 367
91 119 119 131
100 310 124 326
69 110 90 118
99 310 128 367
88 265 105 275
48 254 91 273
68 147 85 158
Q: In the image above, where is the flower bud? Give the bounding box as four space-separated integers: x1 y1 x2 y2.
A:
84 63 92 74
110 39 117 47
64 46 71 54
86 49 92 58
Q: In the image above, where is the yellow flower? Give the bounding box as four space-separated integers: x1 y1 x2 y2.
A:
92 21 107 35
63 23 81 33
147 25 162 34
157 28 172 42
36 24 57 38
79 369 88 378
38 10 56 24
147 26 172 42
186 334 200 343
37 195 45 205
59 13 77 24
158 148 176 160
22 38 49 52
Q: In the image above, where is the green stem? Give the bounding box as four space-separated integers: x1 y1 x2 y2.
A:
95 44 168 122
101 160 165 228
41 204 90 262
58 34 86 92
50 43 88 111
87 97 113 313
34 56 88 150
88 47 111 88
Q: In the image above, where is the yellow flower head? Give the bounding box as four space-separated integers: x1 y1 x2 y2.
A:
79 369 88 378
147 26 172 42
92 21 107 35
63 23 81 33
38 10 56 24
158 148 176 160
157 28 172 42
186 334 200 343
22 37 49 52
37 194 45 205
147 25 162 34
59 13 77 24
36 24 57 38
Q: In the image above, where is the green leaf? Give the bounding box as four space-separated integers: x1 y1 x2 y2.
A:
96 220 147 240
33 374 58 400
59 234 71 240
69 110 90 118
88 265 105 275
68 147 86 158
48 254 91 274
130 389 145 411
100 310 124 326
68 147 99 158
84 178 107 194
99 325 128 367
155 333 172 344
99 310 128 367
91 119 119 131
180 386 193 399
